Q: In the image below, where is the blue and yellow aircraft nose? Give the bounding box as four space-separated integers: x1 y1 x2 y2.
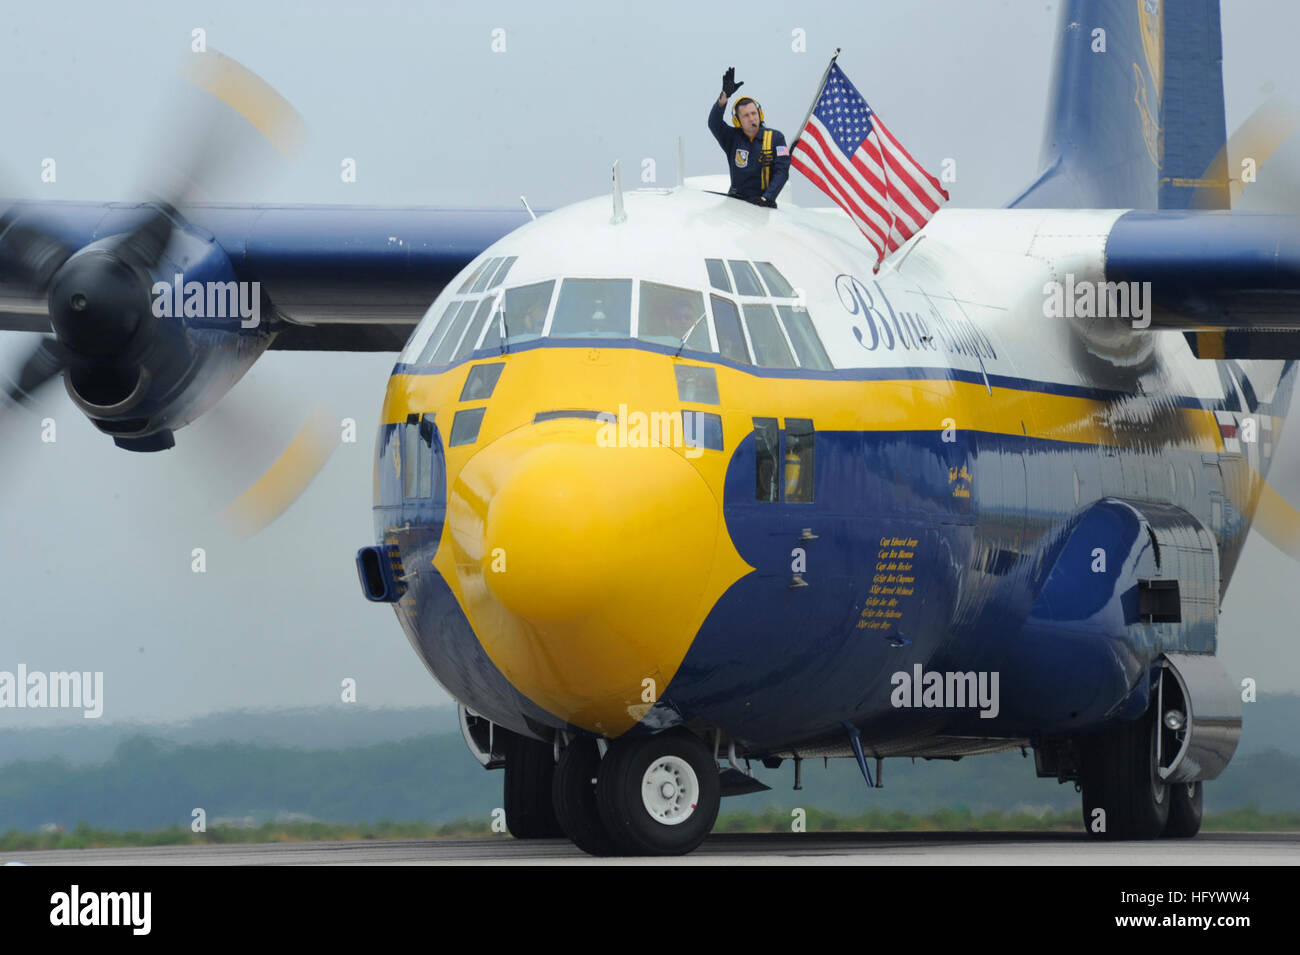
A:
372 345 756 738
439 416 749 736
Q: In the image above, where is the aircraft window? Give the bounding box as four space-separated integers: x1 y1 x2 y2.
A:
727 260 765 296
755 262 795 298
470 257 503 293
710 295 751 364
416 300 467 364
481 280 554 349
784 418 814 503
674 365 719 404
777 305 832 370
457 258 494 294
743 304 797 368
454 295 500 362
753 417 780 502
684 411 724 452
402 413 435 499
460 362 505 401
550 278 632 338
488 256 518 289
639 281 707 348
681 316 711 352
449 407 487 447
429 301 477 364
705 258 732 293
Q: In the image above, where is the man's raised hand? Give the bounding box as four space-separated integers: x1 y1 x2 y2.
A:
722 67 744 98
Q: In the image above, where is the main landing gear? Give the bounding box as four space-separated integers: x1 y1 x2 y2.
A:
506 728 722 856
1078 700 1203 840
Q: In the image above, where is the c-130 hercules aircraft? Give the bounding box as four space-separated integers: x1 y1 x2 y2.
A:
2 0 1297 855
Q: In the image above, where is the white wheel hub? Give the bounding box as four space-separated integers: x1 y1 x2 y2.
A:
641 755 699 826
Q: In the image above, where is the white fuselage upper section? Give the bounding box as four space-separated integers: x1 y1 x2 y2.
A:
399 184 1248 408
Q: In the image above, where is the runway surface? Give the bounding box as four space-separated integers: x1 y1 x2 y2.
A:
3 831 1297 864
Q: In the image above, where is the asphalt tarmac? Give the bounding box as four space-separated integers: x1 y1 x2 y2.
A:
2 831 1297 865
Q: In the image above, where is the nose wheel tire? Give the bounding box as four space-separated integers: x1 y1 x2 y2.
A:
502 731 565 839
596 730 720 856
552 738 621 856
1079 707 1170 840
1164 780 1203 838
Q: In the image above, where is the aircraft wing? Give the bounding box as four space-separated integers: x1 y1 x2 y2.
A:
0 202 536 351
1104 211 1300 357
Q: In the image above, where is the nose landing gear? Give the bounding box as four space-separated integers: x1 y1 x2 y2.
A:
549 729 722 856
502 732 565 839
551 738 621 856
596 729 721 855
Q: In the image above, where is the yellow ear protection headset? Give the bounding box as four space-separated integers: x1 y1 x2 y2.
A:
730 96 764 127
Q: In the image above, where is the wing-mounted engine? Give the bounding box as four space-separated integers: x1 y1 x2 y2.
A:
1 201 272 450
1105 211 1300 358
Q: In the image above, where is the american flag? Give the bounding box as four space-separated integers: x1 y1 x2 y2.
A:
792 61 949 270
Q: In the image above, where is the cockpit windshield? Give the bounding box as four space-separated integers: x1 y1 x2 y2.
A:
638 281 708 349
549 279 632 338
412 258 833 371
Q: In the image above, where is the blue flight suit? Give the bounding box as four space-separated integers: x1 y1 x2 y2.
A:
708 100 791 206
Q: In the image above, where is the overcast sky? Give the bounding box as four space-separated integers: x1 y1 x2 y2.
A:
1 0 1298 727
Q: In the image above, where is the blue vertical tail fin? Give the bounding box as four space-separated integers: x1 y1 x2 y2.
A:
1008 0 1229 210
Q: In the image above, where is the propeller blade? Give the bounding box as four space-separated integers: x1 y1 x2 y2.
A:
1225 93 1298 207
2 337 73 406
220 406 337 538
1192 93 1299 210
1245 474 1300 563
184 50 307 160
0 206 77 294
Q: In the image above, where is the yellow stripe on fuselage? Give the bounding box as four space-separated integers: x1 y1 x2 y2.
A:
382 347 1228 452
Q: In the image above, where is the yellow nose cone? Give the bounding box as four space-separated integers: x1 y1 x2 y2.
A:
438 418 749 736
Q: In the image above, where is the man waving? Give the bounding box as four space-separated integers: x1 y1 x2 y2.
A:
708 67 791 208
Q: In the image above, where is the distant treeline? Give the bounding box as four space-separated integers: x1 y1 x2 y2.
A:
2 728 1299 833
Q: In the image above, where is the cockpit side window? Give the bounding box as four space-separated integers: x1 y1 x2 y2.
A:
777 305 832 370
470 256 503 293
550 279 633 338
754 261 795 298
453 295 501 362
488 256 518 289
638 281 708 349
423 300 477 364
414 300 462 364
743 304 797 368
710 295 751 364
456 258 495 294
705 258 732 293
727 260 765 297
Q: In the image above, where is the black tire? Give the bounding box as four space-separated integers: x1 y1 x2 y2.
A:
1080 711 1170 840
1165 780 1203 838
596 729 720 856
552 738 621 856
502 731 564 839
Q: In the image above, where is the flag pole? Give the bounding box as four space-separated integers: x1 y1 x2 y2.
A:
791 48 841 149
